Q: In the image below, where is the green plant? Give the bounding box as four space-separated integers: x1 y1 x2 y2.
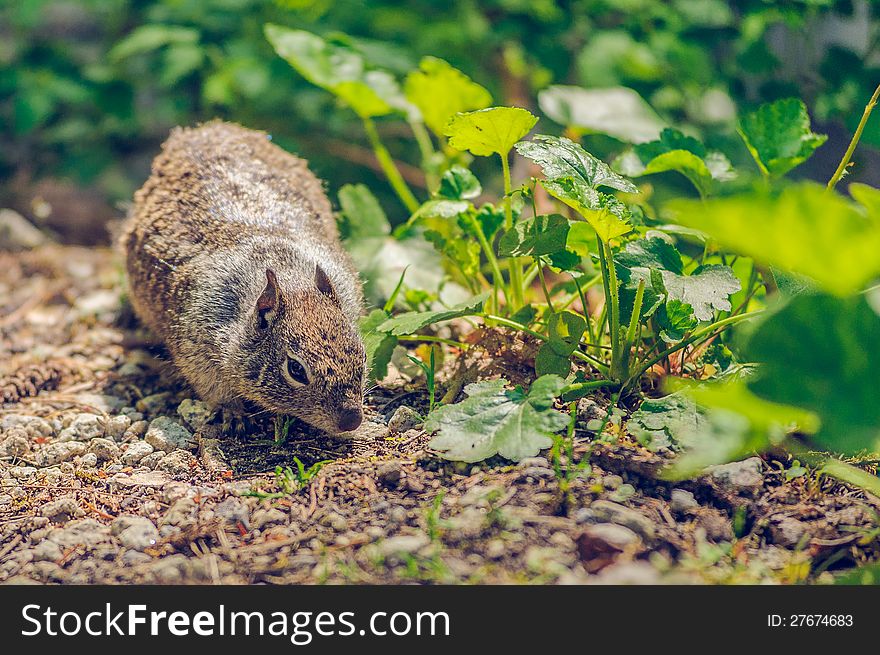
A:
407 347 437 414
264 27 880 500
241 458 330 500
273 415 295 444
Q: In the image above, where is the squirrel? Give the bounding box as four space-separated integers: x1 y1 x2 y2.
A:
121 120 366 434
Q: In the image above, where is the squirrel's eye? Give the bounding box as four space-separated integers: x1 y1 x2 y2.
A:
285 356 310 386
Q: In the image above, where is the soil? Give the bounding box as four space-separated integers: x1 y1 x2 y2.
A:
1 245 879 585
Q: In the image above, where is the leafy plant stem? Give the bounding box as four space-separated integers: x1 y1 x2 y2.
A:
624 278 645 352
828 83 880 191
362 116 420 213
598 237 624 382
410 120 439 190
399 334 469 349
469 214 507 312
481 313 610 374
536 259 555 312
501 153 524 309
623 309 762 390
560 379 620 396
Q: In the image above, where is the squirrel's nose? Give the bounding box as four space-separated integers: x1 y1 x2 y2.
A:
337 407 363 432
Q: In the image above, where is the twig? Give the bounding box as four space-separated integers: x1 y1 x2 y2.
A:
828 82 880 190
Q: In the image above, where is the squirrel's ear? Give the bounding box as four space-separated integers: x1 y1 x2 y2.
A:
256 268 282 328
315 264 337 300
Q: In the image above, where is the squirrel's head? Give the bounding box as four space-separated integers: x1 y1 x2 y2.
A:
237 266 366 434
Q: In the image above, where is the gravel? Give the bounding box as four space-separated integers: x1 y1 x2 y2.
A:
707 457 764 495
670 488 699 514
121 440 154 465
88 437 120 462
144 417 196 452
576 500 656 541
112 516 159 551
38 441 87 467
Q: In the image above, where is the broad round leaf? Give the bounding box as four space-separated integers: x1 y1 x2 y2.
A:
738 98 827 178
539 85 665 144
666 183 880 296
443 107 538 157
426 375 569 462
404 57 491 136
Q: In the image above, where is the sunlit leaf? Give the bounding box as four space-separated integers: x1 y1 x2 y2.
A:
628 391 706 453
616 237 740 322
404 56 492 136
665 183 880 296
265 24 398 118
498 213 570 258
444 107 538 157
378 292 489 335
516 135 638 193
541 180 632 242
539 85 665 143
615 129 734 196
426 375 569 462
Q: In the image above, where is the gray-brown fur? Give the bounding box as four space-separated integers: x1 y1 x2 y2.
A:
122 120 366 433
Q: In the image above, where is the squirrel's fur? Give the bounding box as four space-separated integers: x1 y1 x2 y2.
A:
122 120 366 433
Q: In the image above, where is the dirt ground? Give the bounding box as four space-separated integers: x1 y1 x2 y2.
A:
1 245 879 585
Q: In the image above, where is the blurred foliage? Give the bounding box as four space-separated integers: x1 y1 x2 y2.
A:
1 0 878 218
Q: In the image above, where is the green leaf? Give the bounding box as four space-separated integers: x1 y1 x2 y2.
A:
616 238 740 322
849 183 880 222
642 151 716 197
332 79 394 118
359 309 398 382
661 265 741 322
629 391 706 453
738 98 827 178
498 214 570 258
546 310 587 355
444 107 538 157
378 293 489 335
535 311 586 377
635 128 707 160
404 57 492 136
109 24 199 61
656 299 699 343
339 183 390 241
542 180 631 242
411 199 472 221
424 230 481 278
514 135 635 241
159 43 205 87
538 85 665 143
747 293 880 454
665 183 880 296
535 346 571 378
615 129 734 196
265 25 398 119
819 458 880 501
438 166 482 200
471 203 506 240
426 376 569 462
515 135 638 194
615 236 682 274
661 379 819 478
